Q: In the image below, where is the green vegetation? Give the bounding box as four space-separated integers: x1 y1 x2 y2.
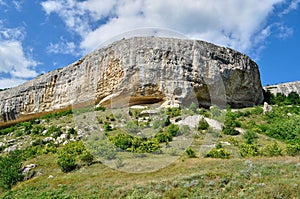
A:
205 143 231 159
0 151 23 190
198 118 209 131
0 91 299 198
222 110 241 135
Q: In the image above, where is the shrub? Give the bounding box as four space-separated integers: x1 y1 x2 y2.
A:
47 125 62 138
80 151 94 166
0 151 23 190
243 130 258 144
103 123 112 131
166 107 181 117
205 144 230 159
189 102 198 113
186 147 196 158
0 125 16 135
198 118 209 131
95 106 106 111
57 141 88 172
239 143 259 157
126 122 139 134
155 132 173 143
137 140 161 153
222 110 240 135
67 128 77 135
110 133 134 150
166 124 180 136
31 125 46 136
261 142 283 157
210 106 221 118
57 153 77 173
286 143 300 156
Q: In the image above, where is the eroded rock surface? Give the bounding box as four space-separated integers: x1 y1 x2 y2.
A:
264 81 300 96
0 37 264 124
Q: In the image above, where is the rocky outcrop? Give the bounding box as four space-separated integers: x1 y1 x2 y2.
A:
0 37 264 125
264 81 300 96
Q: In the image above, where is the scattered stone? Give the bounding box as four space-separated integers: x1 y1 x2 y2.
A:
263 102 273 114
21 164 37 174
43 137 55 142
0 142 4 147
42 129 48 136
287 113 293 117
130 105 148 109
4 145 17 152
220 141 231 146
48 175 54 179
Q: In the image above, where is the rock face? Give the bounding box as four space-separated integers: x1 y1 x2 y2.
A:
264 81 300 96
0 37 264 124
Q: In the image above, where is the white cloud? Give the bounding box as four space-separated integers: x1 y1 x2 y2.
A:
47 40 78 55
0 77 27 89
0 24 39 88
0 40 38 78
279 0 300 16
41 0 294 56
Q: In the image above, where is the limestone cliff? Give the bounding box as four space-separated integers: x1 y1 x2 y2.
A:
264 81 300 96
0 37 264 124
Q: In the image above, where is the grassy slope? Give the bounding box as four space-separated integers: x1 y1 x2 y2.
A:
0 105 300 198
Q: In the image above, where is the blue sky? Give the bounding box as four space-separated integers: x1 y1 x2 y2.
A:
0 0 299 89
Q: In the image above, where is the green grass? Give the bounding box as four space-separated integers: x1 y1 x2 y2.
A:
0 102 300 198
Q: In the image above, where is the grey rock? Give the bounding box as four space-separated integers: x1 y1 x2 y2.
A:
263 102 272 114
0 37 264 124
264 81 300 96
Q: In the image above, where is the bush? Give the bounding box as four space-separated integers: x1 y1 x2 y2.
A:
47 125 62 138
239 143 259 157
222 110 240 135
57 141 88 172
198 118 209 131
286 143 300 156
243 130 258 144
166 107 181 117
31 125 46 136
166 124 180 136
80 151 94 166
0 125 16 135
155 132 173 143
0 151 23 190
210 106 221 118
103 123 112 132
125 122 139 134
186 147 196 158
189 102 198 113
57 153 77 173
95 106 106 111
205 144 230 159
261 142 283 157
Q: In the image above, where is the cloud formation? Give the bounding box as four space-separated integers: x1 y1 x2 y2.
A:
41 0 290 56
0 22 39 88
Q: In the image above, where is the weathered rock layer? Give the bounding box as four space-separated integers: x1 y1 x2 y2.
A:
0 37 264 124
264 81 300 96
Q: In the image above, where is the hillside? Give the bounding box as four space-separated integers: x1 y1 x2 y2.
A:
0 93 299 198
